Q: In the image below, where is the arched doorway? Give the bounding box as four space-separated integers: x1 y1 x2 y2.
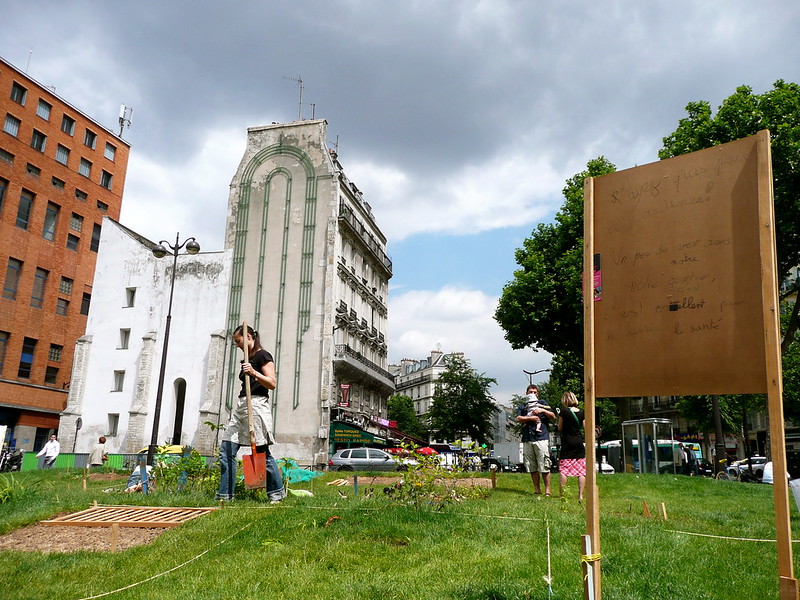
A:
171 378 186 445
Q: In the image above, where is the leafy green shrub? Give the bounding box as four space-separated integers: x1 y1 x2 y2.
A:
153 446 217 493
386 443 489 508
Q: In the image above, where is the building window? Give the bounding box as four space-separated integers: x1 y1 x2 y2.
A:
55 144 69 165
66 233 80 251
100 170 113 190
16 190 34 229
30 130 47 152
51 176 65 190
70 212 84 232
26 163 40 177
83 129 97 149
61 114 76 135
80 292 91 315
75 188 87 202
3 258 22 300
10 83 27 105
0 331 8 375
3 114 21 137
42 202 59 241
18 337 37 378
36 100 51 121
125 287 136 307
79 158 91 177
48 344 63 362
0 177 7 212
90 223 101 252
113 370 125 392
97 200 108 213
118 329 130 349
0 148 13 164
104 143 116 161
44 366 59 385
55 298 69 316
31 267 48 308
59 276 73 295
108 414 120 436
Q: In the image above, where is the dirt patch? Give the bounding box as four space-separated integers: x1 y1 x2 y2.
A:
335 476 493 488
0 523 166 553
87 472 128 482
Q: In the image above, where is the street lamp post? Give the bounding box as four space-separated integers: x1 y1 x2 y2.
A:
146 232 200 467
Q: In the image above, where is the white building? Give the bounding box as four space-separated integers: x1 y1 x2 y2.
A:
59 218 232 454
224 119 394 466
390 349 463 419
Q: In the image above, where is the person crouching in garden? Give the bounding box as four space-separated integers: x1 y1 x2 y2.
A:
558 391 586 501
216 325 286 504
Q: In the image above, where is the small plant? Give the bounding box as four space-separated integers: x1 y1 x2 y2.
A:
386 442 488 508
0 473 35 504
153 446 216 493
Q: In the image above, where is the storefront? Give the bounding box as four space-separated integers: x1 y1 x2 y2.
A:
329 422 388 453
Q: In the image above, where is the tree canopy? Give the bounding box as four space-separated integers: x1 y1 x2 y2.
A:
427 354 498 445
496 80 800 388
494 157 616 386
659 80 800 350
387 394 426 439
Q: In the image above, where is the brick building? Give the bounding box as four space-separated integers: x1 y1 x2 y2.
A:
0 56 129 451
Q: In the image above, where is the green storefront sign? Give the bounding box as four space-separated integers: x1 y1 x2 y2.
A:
330 423 386 447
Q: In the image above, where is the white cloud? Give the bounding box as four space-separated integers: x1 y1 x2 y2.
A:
119 126 244 248
389 286 551 404
348 145 566 242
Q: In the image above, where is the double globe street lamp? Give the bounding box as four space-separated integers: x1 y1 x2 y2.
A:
146 233 201 467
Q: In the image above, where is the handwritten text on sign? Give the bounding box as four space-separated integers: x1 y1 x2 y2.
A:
592 133 768 397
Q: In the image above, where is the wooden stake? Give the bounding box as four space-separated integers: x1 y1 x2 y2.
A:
660 502 668 521
110 523 119 553
642 501 651 518
491 469 496 489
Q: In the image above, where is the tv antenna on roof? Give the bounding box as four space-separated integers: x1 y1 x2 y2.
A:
283 75 304 120
118 104 133 137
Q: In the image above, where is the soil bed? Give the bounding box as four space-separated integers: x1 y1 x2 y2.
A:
0 523 165 553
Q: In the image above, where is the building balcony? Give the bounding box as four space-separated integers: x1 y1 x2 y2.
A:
334 344 395 395
338 205 392 277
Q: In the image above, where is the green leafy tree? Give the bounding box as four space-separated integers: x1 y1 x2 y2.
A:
428 354 498 445
387 394 426 439
659 81 800 351
494 157 617 386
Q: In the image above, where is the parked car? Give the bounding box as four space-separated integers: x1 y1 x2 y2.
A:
481 456 519 472
328 447 418 472
596 458 615 474
728 456 767 480
697 460 715 477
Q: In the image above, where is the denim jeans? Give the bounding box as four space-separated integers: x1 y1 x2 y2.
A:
216 440 286 502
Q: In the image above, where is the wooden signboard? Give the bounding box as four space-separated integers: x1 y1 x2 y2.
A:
592 132 769 397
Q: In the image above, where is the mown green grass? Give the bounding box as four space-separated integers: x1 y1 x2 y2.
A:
0 468 796 599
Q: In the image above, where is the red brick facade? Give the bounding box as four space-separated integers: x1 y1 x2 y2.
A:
0 56 129 433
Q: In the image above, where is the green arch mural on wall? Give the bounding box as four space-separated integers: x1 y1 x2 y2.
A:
226 141 320 418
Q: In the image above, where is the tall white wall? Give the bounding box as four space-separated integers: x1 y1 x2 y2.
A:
61 218 232 455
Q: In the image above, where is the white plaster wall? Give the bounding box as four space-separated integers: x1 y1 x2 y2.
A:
69 218 231 454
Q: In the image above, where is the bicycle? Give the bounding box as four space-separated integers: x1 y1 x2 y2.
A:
715 459 737 481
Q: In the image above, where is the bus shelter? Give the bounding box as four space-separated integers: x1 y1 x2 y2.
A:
622 418 676 474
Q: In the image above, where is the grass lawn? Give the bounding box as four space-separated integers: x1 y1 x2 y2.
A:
0 468 796 600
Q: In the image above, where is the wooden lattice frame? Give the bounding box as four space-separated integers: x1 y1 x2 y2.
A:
42 505 217 528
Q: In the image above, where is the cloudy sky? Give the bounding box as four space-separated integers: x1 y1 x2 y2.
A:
3 1 798 404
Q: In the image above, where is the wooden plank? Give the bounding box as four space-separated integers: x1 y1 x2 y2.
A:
41 505 217 528
755 131 798 599
583 177 602 600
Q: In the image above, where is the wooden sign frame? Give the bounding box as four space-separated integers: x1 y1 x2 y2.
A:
583 131 796 599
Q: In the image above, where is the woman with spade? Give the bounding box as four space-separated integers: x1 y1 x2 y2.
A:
216 324 286 503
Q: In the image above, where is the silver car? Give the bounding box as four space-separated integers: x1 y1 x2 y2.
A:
328 447 417 472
